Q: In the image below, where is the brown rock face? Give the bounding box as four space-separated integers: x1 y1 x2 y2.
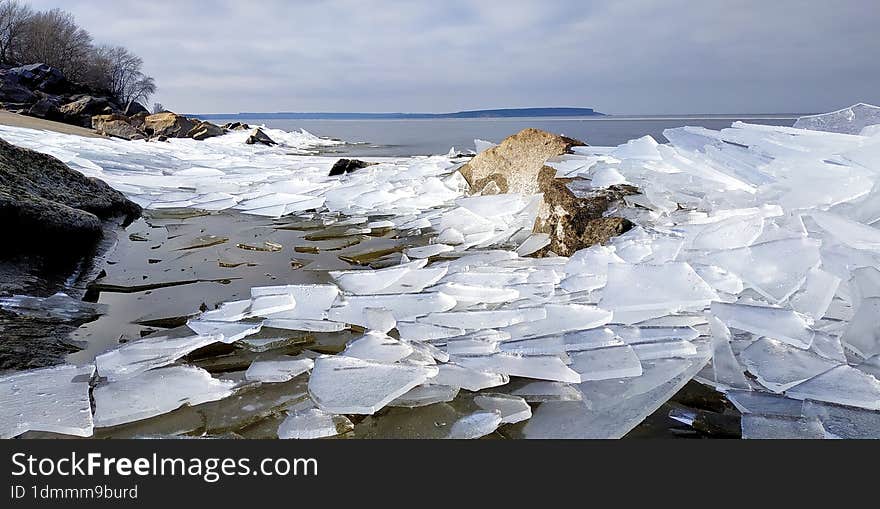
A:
458 128 586 195
533 166 636 257
187 120 225 141
144 112 198 138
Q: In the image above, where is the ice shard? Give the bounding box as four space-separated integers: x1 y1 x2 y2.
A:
277 407 354 439
245 357 315 383
711 302 815 349
0 364 95 439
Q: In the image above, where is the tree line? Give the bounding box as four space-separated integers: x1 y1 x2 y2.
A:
0 0 155 109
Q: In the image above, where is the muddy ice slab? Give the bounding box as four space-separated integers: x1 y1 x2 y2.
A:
96 333 222 381
0 364 95 438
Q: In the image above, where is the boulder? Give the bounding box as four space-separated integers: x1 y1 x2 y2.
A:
458 128 586 195
128 111 149 130
186 121 225 141
123 101 149 116
143 112 198 138
223 122 250 131
26 94 62 121
329 158 377 177
245 127 277 146
532 166 636 256
0 137 141 256
59 96 112 127
92 115 145 140
6 64 68 94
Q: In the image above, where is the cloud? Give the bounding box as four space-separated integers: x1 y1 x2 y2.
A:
26 0 880 114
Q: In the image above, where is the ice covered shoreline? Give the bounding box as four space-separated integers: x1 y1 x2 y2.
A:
2 103 880 439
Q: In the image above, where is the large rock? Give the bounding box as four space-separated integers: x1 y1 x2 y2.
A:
186 120 225 141
245 127 276 146
223 122 251 131
329 158 377 176
123 101 149 117
458 128 586 195
532 166 636 256
144 112 199 138
0 137 141 256
59 96 113 127
27 94 62 121
5 64 69 94
92 114 145 141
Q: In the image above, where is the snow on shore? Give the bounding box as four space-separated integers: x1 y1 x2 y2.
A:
3 105 880 439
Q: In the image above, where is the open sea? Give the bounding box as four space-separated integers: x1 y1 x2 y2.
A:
206 114 799 157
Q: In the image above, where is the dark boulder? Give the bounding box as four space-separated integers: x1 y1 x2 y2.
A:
123 101 149 116
0 137 141 256
187 120 225 141
245 127 276 146
329 158 377 176
6 64 69 94
532 166 636 256
59 96 113 127
26 94 63 121
223 122 250 131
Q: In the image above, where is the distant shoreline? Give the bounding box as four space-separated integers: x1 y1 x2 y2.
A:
194 112 803 122
194 107 603 120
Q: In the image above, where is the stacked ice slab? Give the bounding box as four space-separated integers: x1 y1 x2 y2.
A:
3 103 880 439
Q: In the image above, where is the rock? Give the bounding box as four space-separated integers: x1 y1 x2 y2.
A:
26 95 62 121
186 121 225 141
59 96 112 127
92 115 145 141
458 128 586 195
245 127 276 146
329 158 377 177
123 102 148 116
223 122 250 131
144 112 198 139
532 166 636 256
128 112 149 130
0 137 141 256
5 64 68 94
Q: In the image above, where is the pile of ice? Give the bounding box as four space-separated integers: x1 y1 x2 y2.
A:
3 104 880 439
0 123 465 217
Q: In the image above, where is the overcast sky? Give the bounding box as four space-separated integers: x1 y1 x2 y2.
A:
28 0 880 114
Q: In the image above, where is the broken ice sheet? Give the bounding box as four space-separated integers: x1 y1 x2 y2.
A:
308 356 437 414
569 345 644 381
329 292 457 327
708 317 751 390
252 284 339 320
789 267 841 323
277 407 354 439
711 301 815 349
841 297 880 359
96 333 221 381
447 411 503 439
0 293 107 322
404 243 454 259
245 357 315 383
599 262 718 324
802 400 880 439
741 414 826 439
474 394 532 424
431 363 509 391
422 307 546 330
499 328 622 355
455 353 580 383
740 338 839 393
506 381 583 402
93 365 236 428
786 365 880 410
390 384 460 408
186 320 263 344
698 238 821 303
500 304 613 340
811 211 880 252
342 331 414 363
330 259 427 295
0 364 95 439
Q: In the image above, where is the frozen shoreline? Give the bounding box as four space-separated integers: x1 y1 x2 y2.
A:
2 103 880 440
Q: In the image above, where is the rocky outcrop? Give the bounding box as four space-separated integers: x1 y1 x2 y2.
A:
532 166 636 256
458 128 586 195
245 127 276 146
92 114 145 140
0 137 141 256
329 158 377 176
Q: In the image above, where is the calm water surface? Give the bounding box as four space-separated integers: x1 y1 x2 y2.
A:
208 115 799 157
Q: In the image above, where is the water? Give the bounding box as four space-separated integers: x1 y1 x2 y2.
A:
208 115 799 157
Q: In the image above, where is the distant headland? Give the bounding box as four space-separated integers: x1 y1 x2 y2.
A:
195 107 604 120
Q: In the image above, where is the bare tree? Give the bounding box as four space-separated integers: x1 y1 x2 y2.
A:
87 45 155 108
152 102 164 114
0 0 32 65
16 8 93 81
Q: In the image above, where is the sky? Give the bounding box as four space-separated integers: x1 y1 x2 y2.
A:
28 0 880 115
